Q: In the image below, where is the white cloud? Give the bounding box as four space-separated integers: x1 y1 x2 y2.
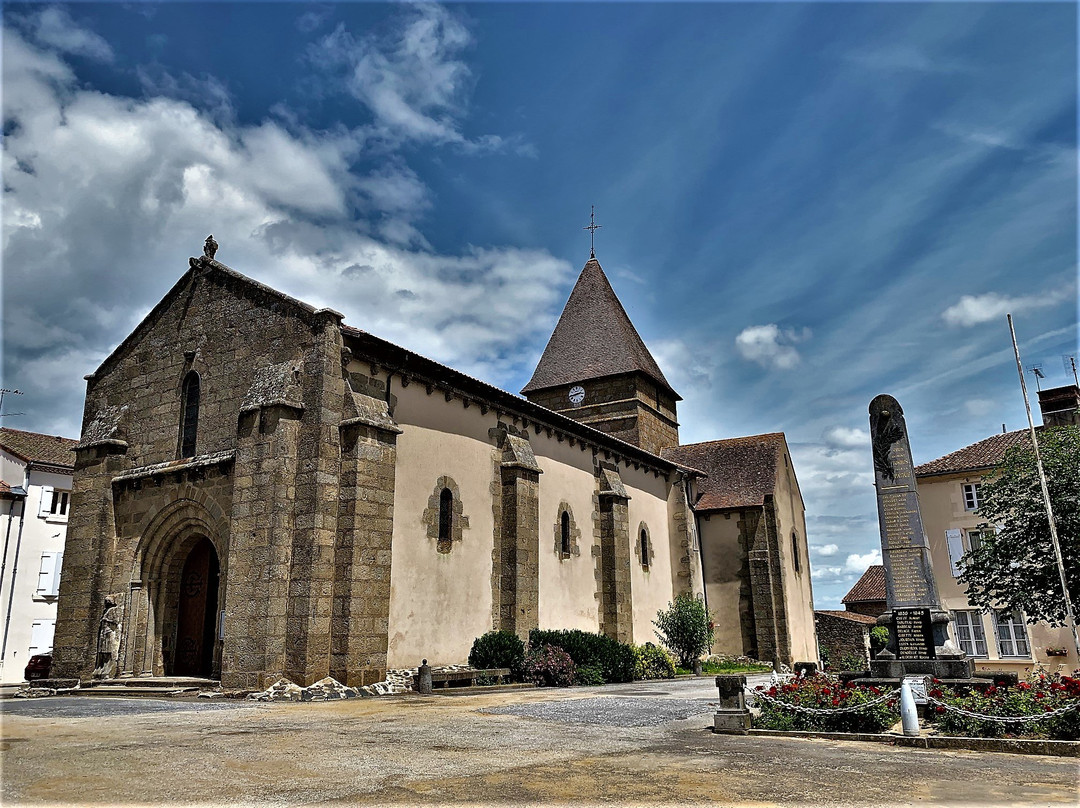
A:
844 549 882 574
315 6 474 146
19 7 114 62
822 426 868 449
942 286 1073 327
1 21 570 437
734 324 810 370
812 543 839 557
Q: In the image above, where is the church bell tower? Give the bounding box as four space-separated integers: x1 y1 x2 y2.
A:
521 254 680 455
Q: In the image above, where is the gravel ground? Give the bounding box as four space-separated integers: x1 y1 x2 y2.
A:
483 695 715 726
2 677 1076 807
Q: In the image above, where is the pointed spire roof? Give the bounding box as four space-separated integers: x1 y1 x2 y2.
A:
522 257 679 398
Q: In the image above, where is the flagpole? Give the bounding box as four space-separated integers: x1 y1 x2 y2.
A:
1007 314 1080 658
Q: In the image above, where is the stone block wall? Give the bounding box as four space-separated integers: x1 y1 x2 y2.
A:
594 464 633 643
331 419 399 688
815 612 871 670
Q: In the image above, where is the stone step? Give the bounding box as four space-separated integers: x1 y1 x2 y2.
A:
88 677 218 690
78 685 201 698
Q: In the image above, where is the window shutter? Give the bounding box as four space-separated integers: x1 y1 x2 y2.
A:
28 619 56 654
945 529 965 577
38 486 53 518
36 552 54 595
52 552 63 596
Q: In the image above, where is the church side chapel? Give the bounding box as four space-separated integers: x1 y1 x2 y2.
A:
52 236 817 690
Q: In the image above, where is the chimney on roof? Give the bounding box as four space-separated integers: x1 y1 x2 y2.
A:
1037 384 1080 427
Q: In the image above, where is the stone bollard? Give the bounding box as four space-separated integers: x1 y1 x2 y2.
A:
417 659 433 695
712 674 751 735
693 659 703 676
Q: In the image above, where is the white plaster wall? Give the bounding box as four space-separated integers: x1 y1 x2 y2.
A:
624 467 676 645
0 460 71 681
698 513 749 657
773 450 818 663
385 381 497 668
534 438 599 633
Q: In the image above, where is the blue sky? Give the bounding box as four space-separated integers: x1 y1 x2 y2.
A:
2 2 1077 609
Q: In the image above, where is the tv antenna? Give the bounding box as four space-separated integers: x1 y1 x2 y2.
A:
1027 364 1045 391
0 388 23 419
1064 354 1078 386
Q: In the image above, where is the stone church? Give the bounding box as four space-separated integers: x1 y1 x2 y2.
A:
53 241 816 689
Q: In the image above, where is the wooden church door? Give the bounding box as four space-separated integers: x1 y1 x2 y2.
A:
173 538 219 677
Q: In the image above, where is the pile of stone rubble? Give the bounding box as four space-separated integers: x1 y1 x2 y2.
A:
247 663 480 702
247 677 361 702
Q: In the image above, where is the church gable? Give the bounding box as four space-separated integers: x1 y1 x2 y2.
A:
79 254 340 468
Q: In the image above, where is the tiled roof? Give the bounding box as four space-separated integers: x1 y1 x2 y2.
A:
815 610 879 626
841 565 887 604
0 428 77 468
662 433 786 511
914 429 1031 476
521 258 677 397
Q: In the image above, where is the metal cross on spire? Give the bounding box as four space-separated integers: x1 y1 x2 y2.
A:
583 205 602 259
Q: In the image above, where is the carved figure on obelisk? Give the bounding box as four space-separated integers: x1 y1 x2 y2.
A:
92 596 122 679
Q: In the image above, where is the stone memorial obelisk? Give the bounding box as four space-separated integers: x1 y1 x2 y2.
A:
867 395 973 680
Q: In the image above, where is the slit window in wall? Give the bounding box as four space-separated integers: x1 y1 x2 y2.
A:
640 529 650 571
180 371 200 458
438 488 453 549
791 531 801 573
561 510 571 557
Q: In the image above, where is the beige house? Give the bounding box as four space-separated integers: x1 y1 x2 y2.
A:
0 428 78 681
53 244 817 689
914 384 1079 674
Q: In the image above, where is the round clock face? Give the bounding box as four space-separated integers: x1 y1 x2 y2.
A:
569 385 585 406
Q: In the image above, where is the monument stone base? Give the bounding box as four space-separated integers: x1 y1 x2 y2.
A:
869 656 975 680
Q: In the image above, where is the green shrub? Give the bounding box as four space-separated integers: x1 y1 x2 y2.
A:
653 593 713 668
834 651 868 672
468 630 525 675
928 672 1080 740
528 628 636 683
869 626 890 655
633 642 676 680
752 675 898 733
575 664 605 686
522 644 576 687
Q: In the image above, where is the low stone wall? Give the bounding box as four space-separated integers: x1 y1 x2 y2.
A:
815 612 871 670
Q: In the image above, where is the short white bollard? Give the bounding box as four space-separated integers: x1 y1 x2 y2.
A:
900 679 920 737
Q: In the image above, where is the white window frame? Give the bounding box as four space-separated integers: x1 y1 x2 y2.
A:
28 619 56 655
34 551 63 599
38 486 70 522
994 610 1031 658
952 611 987 658
962 483 981 511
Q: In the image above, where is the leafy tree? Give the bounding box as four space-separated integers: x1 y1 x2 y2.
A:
958 425 1079 626
654 593 714 667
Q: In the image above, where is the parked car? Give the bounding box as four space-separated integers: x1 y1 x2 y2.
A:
24 653 52 681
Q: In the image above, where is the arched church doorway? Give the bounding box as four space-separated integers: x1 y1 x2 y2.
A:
171 537 220 677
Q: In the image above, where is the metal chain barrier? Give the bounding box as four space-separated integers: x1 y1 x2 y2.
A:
747 687 901 715
925 696 1080 724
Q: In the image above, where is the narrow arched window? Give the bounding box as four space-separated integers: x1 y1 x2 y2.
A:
640 529 650 570
180 371 200 458
792 531 801 573
438 488 453 544
560 510 571 557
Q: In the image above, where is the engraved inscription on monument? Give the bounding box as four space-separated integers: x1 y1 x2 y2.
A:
894 608 935 659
